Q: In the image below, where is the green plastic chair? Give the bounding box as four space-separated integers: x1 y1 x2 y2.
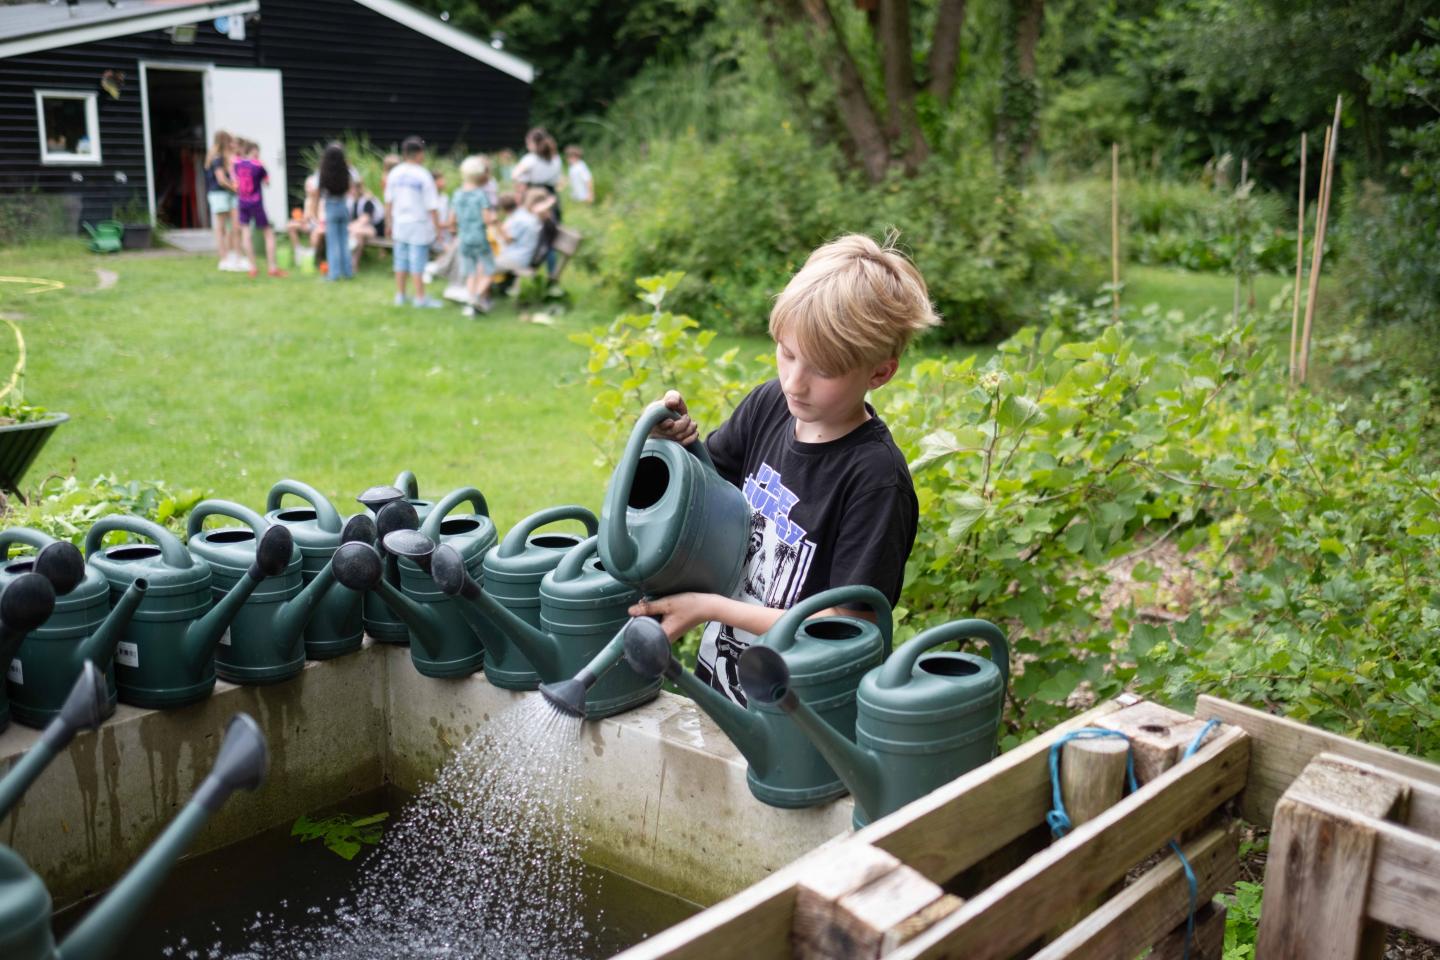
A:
82 220 124 254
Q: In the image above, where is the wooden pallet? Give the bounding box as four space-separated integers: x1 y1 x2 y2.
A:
615 694 1440 960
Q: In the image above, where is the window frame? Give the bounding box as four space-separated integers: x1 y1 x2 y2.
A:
34 89 102 166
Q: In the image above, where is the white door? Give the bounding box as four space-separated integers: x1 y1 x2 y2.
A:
208 67 287 228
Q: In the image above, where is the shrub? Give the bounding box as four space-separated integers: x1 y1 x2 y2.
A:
0 475 207 548
0 193 78 246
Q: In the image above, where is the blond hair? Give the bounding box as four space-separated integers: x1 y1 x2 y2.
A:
769 234 940 375
460 154 490 186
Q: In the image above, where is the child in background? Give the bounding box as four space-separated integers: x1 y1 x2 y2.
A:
433 170 454 249
453 155 496 317
381 153 401 193
384 136 443 308
318 142 353 280
494 188 552 275
233 139 287 278
205 130 241 271
565 145 593 204
630 234 940 703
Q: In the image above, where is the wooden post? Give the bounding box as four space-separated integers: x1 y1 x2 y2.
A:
1255 754 1409 959
1290 131 1307 384
1234 158 1247 319
1095 700 1216 786
1299 96 1342 385
1111 142 1121 323
1048 735 1131 938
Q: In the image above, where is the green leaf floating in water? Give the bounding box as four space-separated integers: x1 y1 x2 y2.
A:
291 811 389 861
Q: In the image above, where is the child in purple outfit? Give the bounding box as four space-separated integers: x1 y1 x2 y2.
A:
233 139 286 278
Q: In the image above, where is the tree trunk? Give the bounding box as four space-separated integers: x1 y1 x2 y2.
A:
996 0 1045 181
878 0 929 173
1013 0 1044 168
797 0 893 182
928 0 967 107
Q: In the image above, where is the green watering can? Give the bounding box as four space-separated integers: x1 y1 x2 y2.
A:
0 662 268 960
0 531 146 728
598 405 751 598
263 480 367 659
395 486 496 676
473 505 597 689
395 532 663 719
84 516 292 708
0 574 62 732
622 585 891 807
187 500 373 685
739 619 1009 828
356 471 433 644
331 503 485 679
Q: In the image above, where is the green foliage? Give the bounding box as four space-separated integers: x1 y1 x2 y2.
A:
0 475 207 547
595 102 1088 342
0 193 76 247
567 272 752 468
291 811 389 861
1339 20 1440 341
1221 880 1263 959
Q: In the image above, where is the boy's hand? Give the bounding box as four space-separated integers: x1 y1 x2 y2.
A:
629 593 716 642
649 391 698 445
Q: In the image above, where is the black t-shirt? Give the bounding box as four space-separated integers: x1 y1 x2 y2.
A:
694 379 919 703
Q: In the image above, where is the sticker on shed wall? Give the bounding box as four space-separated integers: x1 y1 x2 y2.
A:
7 659 20 685
116 641 139 667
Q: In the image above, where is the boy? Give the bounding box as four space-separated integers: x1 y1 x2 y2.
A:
629 234 940 703
384 136 444 308
453 155 497 316
493 188 552 275
232 139 287 278
565 145 593 204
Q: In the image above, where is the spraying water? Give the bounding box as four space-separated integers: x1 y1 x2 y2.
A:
192 696 594 959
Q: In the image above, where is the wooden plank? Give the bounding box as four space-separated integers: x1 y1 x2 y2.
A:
1196 695 1440 827
808 866 958 959
858 699 1126 883
1254 756 1409 960
1095 700 1214 784
794 844 903 957
1149 902 1227 960
1031 824 1240 960
1367 813 1440 942
888 726 1249 960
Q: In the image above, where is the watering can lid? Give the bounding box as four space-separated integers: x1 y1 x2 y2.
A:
858 651 1004 722
776 615 887 686
0 846 51 941
0 555 109 614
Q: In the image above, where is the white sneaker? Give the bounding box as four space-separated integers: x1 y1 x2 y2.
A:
462 305 476 318
394 293 408 307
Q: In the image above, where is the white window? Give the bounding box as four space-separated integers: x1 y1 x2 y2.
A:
35 90 101 165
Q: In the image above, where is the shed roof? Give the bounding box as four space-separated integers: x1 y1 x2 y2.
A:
0 0 534 83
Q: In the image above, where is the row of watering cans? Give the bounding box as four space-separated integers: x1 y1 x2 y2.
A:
0 406 1013 829
0 662 269 960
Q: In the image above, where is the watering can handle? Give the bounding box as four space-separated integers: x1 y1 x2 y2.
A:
497 505 598 559
601 404 715 576
186 499 270 540
766 585 893 653
264 480 343 533
876 619 1009 692
83 515 193 567
0 527 56 559
553 535 600 582
393 471 420 499
419 486 490 538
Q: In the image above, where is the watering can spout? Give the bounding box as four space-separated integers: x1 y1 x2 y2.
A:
739 645 884 821
76 578 147 670
620 617 776 770
427 543 562 679
182 525 293 675
57 713 268 960
0 660 106 822
331 541 451 661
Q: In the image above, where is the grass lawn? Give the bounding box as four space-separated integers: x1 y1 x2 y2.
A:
1 236 1283 529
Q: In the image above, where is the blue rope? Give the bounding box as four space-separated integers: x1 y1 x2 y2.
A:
1046 717 1223 960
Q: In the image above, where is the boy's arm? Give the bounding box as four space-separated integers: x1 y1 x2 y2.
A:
629 594 871 643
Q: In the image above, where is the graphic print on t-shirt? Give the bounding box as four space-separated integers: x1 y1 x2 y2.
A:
695 462 816 704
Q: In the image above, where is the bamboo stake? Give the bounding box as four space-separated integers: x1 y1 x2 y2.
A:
1111 143 1120 323
1289 132 1307 385
1234 158 1247 319
1299 96 1342 384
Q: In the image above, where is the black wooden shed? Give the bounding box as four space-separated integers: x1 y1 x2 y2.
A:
0 0 532 230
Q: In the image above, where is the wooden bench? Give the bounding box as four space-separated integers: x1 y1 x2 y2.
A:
507 224 582 282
